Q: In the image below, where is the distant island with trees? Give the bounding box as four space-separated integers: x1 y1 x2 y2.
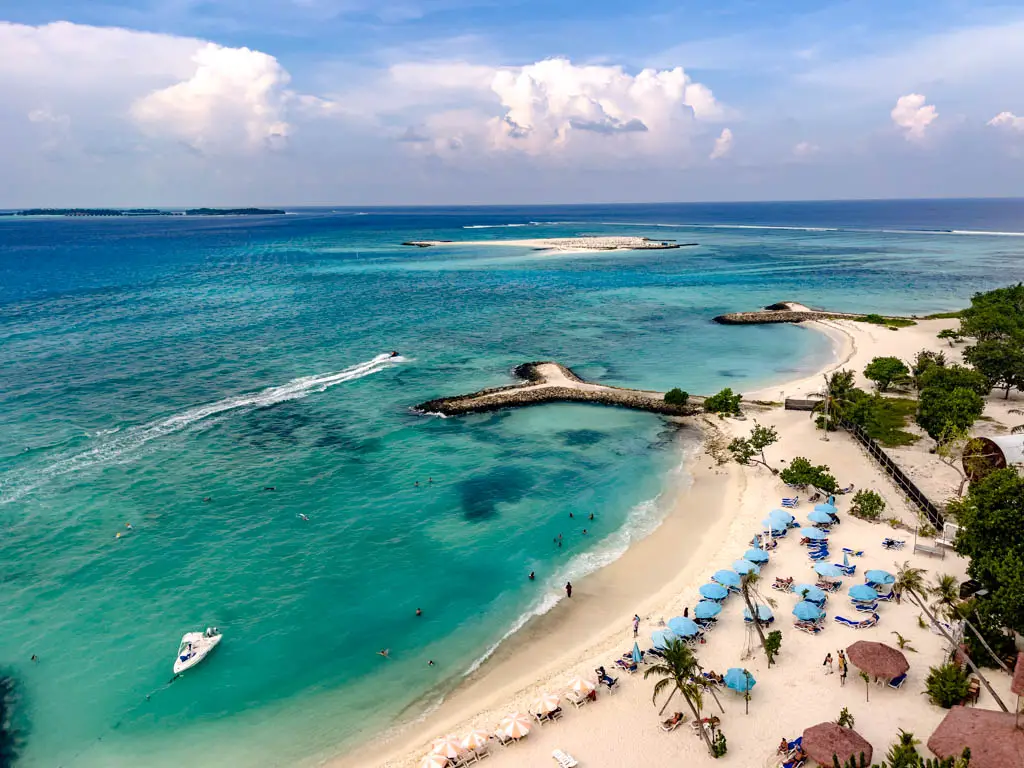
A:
0 208 287 217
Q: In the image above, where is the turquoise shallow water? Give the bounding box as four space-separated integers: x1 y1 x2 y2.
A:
1 201 1024 767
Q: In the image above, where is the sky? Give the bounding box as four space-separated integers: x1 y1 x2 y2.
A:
1 0 1024 206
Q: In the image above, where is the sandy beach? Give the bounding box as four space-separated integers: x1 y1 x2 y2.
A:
404 237 692 253
337 314 1017 768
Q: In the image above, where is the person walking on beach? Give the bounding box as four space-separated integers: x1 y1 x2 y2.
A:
838 650 848 686
633 614 640 637
565 581 573 598
823 652 834 674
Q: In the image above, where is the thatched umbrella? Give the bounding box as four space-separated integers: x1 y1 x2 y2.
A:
846 641 909 680
928 706 1024 768
802 722 873 766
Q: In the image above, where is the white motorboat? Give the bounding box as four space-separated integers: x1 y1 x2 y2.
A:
173 627 222 675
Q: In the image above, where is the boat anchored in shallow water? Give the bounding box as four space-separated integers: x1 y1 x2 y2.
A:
174 627 222 675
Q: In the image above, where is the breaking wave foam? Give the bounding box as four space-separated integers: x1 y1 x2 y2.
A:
0 354 404 504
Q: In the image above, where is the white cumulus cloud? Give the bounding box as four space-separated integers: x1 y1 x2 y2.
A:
131 43 295 151
709 127 733 160
0 21 328 155
890 93 938 140
793 141 819 157
988 111 1024 131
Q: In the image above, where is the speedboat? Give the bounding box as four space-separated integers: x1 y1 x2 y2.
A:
173 627 222 675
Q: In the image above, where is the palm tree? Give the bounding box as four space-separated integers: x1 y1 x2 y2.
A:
644 638 715 756
894 562 1008 712
740 573 776 665
1009 408 1024 434
812 369 857 430
930 573 1011 673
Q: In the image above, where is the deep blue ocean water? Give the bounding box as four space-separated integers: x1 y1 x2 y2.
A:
2 200 1024 767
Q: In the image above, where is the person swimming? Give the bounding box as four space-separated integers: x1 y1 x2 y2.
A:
378 649 389 658
297 513 309 521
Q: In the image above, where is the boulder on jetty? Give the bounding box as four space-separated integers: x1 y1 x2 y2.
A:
415 362 701 418
713 301 911 325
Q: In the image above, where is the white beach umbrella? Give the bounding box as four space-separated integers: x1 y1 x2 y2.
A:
531 691 560 714
460 729 490 751
565 676 595 695
418 754 448 768
431 735 463 759
499 711 532 739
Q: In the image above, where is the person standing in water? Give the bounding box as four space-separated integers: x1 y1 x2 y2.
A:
565 581 573 598
529 571 535 581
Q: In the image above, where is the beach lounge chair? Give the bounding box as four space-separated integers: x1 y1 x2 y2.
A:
661 712 687 732
566 691 588 709
808 550 830 561
771 580 794 593
552 749 578 768
853 601 879 613
473 743 491 761
841 548 864 557
782 758 806 768
882 538 905 550
795 622 823 635
494 731 513 747
781 497 799 508
815 580 841 593
615 659 638 674
876 590 894 602
836 563 857 576
888 673 907 690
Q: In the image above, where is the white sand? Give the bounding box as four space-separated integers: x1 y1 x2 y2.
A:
409 237 689 253
335 317 1017 768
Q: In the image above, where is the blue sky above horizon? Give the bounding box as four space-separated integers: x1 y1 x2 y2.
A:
1 0 1023 205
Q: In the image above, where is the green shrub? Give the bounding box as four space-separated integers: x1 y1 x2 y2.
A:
704 388 742 415
850 489 885 520
916 387 984 442
836 706 855 728
918 364 990 396
664 388 689 406
764 630 782 663
779 457 838 493
710 730 727 758
924 662 971 708
864 356 911 392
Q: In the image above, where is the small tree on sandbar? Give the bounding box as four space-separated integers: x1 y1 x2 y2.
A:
727 422 779 473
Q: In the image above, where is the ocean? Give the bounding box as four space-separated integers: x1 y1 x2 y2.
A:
2 199 1023 767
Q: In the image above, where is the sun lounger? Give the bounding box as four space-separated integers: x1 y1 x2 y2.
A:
772 582 794 593
661 713 687 732
888 673 907 690
795 622 823 635
882 538 905 550
841 548 864 557
808 551 830 561
552 749 578 768
615 659 639 673
783 758 806 768
815 580 841 592
836 564 856 576
781 497 799 508
494 731 513 746
875 590 894 602
566 690 590 709
473 743 491 761
853 601 879 612
834 613 879 629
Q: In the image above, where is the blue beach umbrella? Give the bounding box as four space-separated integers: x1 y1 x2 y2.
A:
743 604 774 622
699 583 729 600
733 559 760 575
744 548 770 564
651 630 679 650
849 584 878 602
800 527 828 541
724 668 756 692
865 569 895 585
761 519 787 534
668 616 701 637
632 642 643 664
694 600 722 619
814 503 838 514
712 570 741 587
814 563 843 578
807 509 835 524
792 584 826 604
769 509 795 524
793 601 825 621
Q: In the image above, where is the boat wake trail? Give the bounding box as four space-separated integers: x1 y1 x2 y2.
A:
0 354 404 504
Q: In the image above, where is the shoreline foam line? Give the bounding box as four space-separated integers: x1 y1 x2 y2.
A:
0 353 404 504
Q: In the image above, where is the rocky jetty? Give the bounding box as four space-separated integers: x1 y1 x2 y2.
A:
415 362 701 418
713 302 908 325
